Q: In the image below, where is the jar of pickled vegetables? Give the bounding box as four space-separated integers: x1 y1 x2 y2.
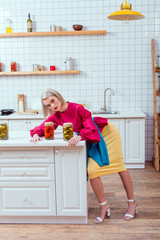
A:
0 62 2 72
0 123 8 140
63 123 73 141
11 62 17 72
44 122 54 140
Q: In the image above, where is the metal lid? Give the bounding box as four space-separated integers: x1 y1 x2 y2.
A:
44 122 54 127
0 122 8 126
63 122 73 127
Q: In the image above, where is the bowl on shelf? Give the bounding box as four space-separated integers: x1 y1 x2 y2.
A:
73 25 83 31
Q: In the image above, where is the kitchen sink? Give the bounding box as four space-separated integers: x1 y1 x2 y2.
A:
92 111 119 114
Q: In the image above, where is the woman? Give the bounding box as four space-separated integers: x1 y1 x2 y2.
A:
30 88 137 224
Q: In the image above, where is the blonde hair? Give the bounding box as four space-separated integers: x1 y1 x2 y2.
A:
41 88 66 118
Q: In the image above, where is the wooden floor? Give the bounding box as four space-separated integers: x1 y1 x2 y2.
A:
0 162 160 240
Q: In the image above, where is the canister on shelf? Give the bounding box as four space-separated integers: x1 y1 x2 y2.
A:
0 62 2 72
44 122 54 140
64 57 73 70
11 62 17 71
63 123 73 141
0 123 8 140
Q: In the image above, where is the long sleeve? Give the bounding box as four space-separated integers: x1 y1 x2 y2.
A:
30 114 59 137
78 105 101 143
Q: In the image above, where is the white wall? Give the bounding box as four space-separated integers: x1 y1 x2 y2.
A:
0 0 158 161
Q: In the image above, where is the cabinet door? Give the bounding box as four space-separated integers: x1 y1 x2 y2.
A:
55 147 87 216
108 119 125 161
0 182 56 216
126 119 145 164
28 120 43 130
9 120 28 131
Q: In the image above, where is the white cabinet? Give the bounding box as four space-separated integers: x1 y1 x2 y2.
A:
108 119 125 159
125 119 145 167
108 117 145 168
0 147 56 217
0 182 56 216
0 144 87 224
9 119 43 131
55 147 87 217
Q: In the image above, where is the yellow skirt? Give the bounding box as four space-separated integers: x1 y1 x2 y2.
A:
88 122 127 179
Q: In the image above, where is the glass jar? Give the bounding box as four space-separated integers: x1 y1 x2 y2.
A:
63 123 73 141
0 123 8 140
11 62 17 72
0 62 2 72
44 122 54 140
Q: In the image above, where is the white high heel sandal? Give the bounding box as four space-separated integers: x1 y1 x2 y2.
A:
124 198 138 220
95 201 110 224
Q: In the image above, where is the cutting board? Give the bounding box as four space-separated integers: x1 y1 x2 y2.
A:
17 112 38 115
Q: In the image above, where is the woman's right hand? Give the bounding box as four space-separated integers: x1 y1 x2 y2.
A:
30 134 42 143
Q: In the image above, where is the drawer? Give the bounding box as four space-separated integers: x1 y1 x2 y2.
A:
0 182 56 216
0 147 54 163
0 164 55 181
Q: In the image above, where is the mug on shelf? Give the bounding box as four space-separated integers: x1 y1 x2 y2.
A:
50 66 56 71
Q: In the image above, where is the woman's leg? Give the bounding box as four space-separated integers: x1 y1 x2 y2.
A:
90 176 109 220
118 170 137 216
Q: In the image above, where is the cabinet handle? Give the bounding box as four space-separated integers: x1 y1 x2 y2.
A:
21 153 24 157
21 171 25 175
55 150 59 154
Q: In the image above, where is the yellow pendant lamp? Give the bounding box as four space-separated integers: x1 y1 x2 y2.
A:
108 0 145 21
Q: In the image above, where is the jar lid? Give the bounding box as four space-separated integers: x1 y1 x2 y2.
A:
0 123 7 126
45 122 54 126
63 122 73 127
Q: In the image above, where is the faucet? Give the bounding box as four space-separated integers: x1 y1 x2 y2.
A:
101 88 115 112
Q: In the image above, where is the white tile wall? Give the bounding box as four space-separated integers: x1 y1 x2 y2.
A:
0 0 158 161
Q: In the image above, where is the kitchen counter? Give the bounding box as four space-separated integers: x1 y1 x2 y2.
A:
0 131 85 147
0 111 145 120
0 112 44 120
92 111 145 118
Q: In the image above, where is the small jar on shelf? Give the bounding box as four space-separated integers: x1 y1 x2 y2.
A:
11 62 17 71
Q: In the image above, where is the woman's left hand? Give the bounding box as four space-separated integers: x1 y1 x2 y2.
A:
68 135 82 148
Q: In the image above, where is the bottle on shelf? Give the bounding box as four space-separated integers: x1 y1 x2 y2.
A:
18 94 25 113
27 13 32 32
6 18 12 33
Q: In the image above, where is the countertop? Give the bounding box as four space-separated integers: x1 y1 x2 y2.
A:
0 131 85 147
0 111 145 120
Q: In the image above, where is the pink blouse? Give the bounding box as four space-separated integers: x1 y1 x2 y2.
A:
30 102 108 143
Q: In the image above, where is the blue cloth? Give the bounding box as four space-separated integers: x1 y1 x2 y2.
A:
86 118 110 167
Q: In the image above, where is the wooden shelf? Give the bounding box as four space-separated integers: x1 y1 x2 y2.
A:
0 30 106 38
0 70 80 76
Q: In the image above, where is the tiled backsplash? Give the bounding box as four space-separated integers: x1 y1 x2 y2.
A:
0 0 159 161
